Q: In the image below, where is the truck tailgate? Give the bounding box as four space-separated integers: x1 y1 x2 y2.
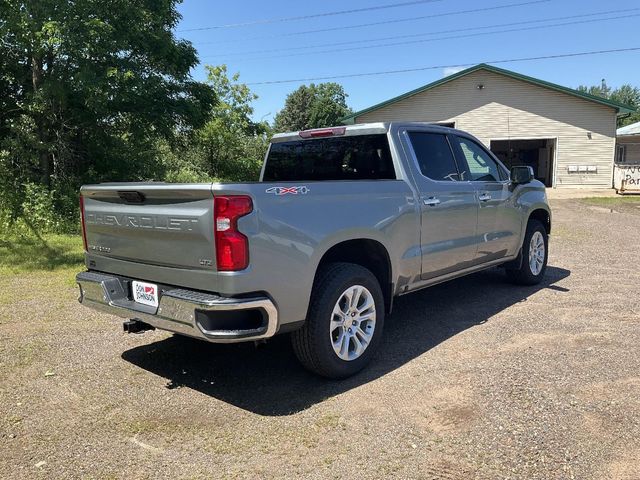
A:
81 183 215 270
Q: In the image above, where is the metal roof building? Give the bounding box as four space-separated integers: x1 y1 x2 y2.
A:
617 121 640 137
343 64 635 188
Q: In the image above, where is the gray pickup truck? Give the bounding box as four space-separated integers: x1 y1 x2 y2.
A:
77 122 550 378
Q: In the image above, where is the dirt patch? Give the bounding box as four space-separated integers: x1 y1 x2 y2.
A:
1 198 640 479
605 449 640 480
580 196 640 215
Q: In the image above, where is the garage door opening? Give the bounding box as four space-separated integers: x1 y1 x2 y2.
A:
490 139 556 187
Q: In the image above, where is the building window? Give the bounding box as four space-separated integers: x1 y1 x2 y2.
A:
616 145 626 164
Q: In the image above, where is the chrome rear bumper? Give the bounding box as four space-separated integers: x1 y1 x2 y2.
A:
76 271 278 343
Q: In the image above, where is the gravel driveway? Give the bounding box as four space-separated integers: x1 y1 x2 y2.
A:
1 198 639 479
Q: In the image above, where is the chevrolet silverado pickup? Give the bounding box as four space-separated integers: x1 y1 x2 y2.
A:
76 122 551 378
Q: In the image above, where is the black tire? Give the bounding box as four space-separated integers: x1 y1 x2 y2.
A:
291 262 385 379
506 219 548 285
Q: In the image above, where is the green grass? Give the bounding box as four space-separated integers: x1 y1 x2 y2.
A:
0 233 84 275
581 196 640 206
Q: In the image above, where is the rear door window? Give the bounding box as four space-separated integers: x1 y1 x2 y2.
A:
407 132 460 181
263 134 395 181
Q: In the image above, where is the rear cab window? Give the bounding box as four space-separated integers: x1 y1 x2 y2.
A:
263 134 396 181
407 132 460 181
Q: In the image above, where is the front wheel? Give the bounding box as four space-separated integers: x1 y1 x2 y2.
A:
291 263 385 379
506 219 548 285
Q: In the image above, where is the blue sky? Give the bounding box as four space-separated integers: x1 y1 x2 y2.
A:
176 0 640 122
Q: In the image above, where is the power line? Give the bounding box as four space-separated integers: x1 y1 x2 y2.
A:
205 12 640 61
179 0 446 32
246 47 640 85
206 8 640 57
194 0 551 46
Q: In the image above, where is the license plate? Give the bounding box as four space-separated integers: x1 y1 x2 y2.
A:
132 281 159 308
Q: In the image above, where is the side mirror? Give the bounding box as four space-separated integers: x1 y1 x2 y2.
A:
510 166 534 185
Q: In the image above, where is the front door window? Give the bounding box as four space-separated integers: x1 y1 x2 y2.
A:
453 137 505 182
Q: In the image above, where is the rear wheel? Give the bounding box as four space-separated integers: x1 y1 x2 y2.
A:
291 263 384 379
506 219 548 285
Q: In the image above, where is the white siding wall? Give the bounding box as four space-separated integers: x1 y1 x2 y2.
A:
356 70 617 188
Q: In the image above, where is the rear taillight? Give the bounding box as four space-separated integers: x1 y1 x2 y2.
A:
214 195 253 271
79 195 88 252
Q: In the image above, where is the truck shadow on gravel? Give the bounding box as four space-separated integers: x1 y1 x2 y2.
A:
121 266 570 416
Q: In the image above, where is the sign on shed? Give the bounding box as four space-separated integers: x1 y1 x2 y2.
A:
614 165 640 194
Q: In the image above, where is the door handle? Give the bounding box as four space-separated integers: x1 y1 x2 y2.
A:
423 197 441 207
478 193 492 202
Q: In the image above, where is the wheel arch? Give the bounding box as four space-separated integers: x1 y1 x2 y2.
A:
528 207 551 234
312 238 394 315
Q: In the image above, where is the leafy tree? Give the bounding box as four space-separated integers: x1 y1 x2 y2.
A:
0 0 215 224
577 80 640 127
273 85 314 132
610 85 640 126
577 79 612 99
273 82 352 132
163 65 270 183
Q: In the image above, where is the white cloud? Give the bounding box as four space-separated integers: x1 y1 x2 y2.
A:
442 67 465 77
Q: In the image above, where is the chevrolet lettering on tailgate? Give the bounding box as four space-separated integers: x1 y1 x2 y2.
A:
85 212 199 231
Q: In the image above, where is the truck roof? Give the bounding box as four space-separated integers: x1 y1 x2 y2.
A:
270 122 465 143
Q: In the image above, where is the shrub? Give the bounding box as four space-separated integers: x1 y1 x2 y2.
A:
0 183 78 236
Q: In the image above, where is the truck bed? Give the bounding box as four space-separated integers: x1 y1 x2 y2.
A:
81 180 418 326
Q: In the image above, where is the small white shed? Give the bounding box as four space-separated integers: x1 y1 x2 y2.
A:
614 121 640 193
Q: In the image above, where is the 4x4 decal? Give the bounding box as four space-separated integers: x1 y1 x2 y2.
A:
265 186 310 196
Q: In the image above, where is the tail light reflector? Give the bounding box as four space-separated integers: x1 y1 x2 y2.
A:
80 195 88 252
214 195 252 271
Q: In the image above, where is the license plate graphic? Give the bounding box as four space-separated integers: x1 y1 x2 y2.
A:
132 281 159 308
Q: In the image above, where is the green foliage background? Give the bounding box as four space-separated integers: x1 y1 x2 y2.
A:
577 81 640 127
0 1 275 235
273 83 353 133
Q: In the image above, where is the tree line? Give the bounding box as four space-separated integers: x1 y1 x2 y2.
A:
0 0 351 233
577 80 640 127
